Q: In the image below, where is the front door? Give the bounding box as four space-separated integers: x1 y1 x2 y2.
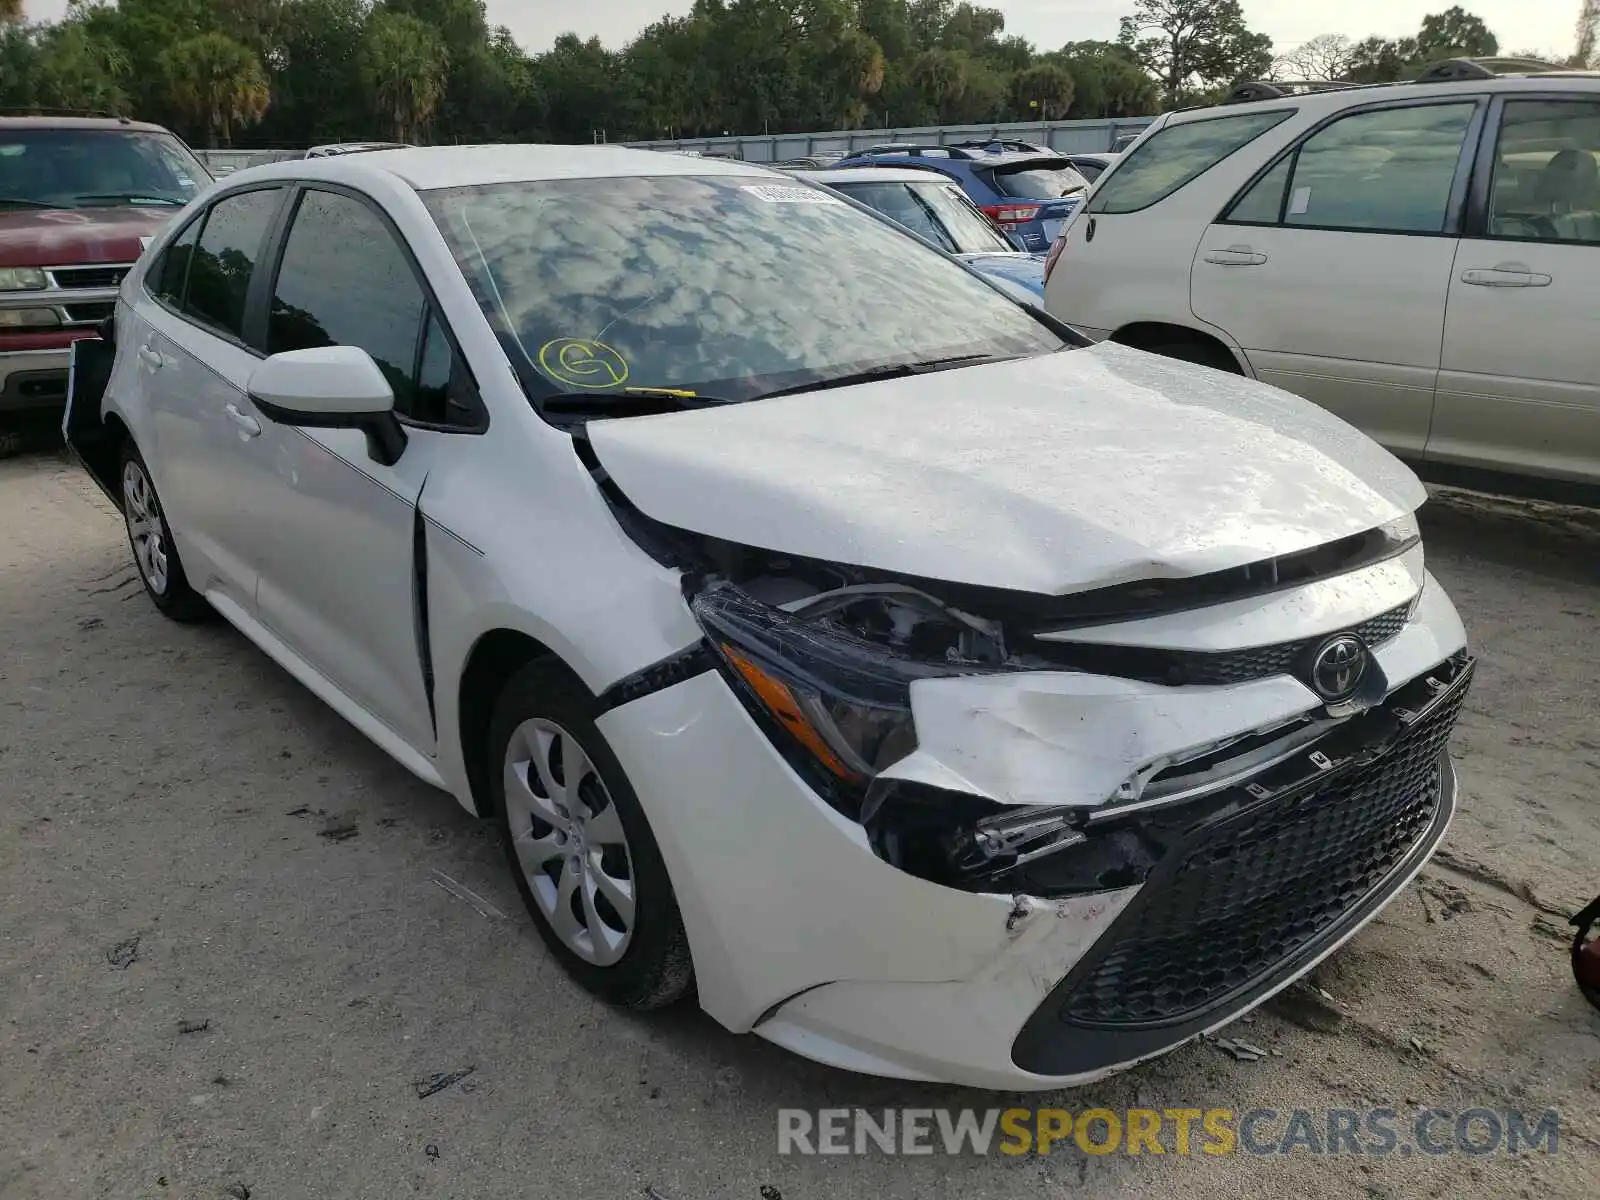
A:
1432 97 1600 486
1190 99 1483 459
244 186 487 754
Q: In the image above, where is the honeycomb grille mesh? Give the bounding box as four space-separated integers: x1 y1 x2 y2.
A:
1056 678 1465 1028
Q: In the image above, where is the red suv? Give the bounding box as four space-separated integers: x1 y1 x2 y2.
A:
0 115 211 420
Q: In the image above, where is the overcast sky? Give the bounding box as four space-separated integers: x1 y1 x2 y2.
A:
21 1 1582 60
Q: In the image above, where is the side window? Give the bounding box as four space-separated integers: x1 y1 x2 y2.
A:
1276 103 1476 234
1486 100 1600 245
150 218 201 308
269 189 477 426
1089 110 1293 215
183 188 282 341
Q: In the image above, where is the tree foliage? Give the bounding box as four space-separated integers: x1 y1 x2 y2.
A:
0 2 1509 148
1118 0 1273 105
1295 6 1506 86
160 32 271 147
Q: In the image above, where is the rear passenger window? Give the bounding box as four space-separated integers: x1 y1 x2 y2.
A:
183 188 282 341
1090 110 1292 215
269 189 479 427
1229 103 1477 235
150 218 201 308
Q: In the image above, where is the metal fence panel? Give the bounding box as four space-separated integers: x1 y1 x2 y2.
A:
193 116 1156 176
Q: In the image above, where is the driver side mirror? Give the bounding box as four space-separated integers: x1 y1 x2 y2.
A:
247 346 407 466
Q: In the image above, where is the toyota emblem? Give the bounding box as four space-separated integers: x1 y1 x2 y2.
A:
1310 634 1368 701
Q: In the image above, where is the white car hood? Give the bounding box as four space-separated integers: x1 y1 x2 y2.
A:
586 342 1425 596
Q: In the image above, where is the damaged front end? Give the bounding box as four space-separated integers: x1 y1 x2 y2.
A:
582 420 1461 905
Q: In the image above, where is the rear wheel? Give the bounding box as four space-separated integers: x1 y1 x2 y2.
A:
490 660 693 1009
120 442 209 621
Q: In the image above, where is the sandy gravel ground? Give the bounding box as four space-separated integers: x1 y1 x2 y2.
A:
1 448 1596 1200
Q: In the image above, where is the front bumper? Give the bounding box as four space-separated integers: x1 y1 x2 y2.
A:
0 347 72 414
596 573 1471 1090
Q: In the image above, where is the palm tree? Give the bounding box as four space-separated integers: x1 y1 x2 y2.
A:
160 33 272 148
359 10 448 144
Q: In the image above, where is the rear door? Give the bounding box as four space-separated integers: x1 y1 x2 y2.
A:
1190 98 1484 459
1045 109 1294 339
131 185 289 610
1432 95 1600 486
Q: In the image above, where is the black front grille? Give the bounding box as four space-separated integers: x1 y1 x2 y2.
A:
1052 662 1467 1028
50 265 130 290
1035 602 1411 687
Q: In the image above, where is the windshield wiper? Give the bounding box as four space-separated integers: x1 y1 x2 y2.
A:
757 353 1018 400
540 387 738 417
73 193 185 207
0 197 54 209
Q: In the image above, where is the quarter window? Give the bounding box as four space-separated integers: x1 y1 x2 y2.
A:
1486 100 1600 245
150 218 201 309
1090 110 1292 215
184 188 282 341
1230 103 1477 235
268 189 477 427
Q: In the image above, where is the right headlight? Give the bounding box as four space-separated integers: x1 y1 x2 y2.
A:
691 582 988 818
0 267 47 292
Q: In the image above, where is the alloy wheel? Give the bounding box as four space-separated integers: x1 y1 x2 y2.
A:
503 718 637 966
122 460 170 596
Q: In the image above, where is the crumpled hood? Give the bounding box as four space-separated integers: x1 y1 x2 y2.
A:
0 207 175 269
587 342 1426 596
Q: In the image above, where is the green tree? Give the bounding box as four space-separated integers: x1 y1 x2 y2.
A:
260 0 372 145
34 20 131 114
1053 40 1159 117
532 33 624 142
1010 62 1074 120
1119 0 1274 105
160 32 270 146
359 8 449 143
1415 6 1499 59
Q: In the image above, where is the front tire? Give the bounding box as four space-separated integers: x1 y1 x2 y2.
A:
489 660 693 1010
120 442 210 622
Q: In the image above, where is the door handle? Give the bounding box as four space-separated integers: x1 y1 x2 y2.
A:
1204 246 1268 267
225 403 262 438
1460 265 1552 288
137 345 164 370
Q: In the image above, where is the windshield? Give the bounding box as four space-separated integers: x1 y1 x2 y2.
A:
989 162 1090 200
424 175 1063 406
829 179 1014 254
0 129 211 210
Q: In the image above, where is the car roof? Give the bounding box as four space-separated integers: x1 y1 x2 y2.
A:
791 166 960 185
0 114 174 134
1167 70 1600 128
219 144 779 191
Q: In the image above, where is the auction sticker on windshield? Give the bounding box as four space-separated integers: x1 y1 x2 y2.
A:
740 184 841 204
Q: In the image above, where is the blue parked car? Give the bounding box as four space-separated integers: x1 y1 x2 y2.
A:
788 165 1048 302
830 143 1091 252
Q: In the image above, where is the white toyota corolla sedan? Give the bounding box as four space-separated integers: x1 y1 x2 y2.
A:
65 146 1474 1090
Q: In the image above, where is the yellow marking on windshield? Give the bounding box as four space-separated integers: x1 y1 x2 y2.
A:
538 338 629 389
